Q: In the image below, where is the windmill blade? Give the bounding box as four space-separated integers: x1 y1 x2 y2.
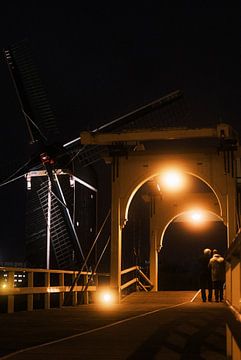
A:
3 40 89 270
4 39 59 145
25 173 81 270
3 39 78 174
61 90 191 171
37 179 82 269
41 155 86 267
92 90 190 133
65 144 104 169
0 157 43 188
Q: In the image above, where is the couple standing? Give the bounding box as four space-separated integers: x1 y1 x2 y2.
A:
199 248 225 303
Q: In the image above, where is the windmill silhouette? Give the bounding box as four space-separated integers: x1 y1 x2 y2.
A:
2 40 99 270
2 39 191 273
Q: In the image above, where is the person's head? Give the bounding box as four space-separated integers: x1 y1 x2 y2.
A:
213 249 218 255
203 248 211 256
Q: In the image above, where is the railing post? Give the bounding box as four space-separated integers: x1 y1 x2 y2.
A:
94 273 98 288
44 271 50 309
7 271 14 314
27 271 34 311
82 274 89 304
59 272 64 307
72 272 77 306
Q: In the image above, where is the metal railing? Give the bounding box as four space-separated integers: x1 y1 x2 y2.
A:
120 266 153 295
0 266 100 313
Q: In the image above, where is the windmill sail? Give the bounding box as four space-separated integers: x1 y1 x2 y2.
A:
4 40 59 144
4 40 88 269
37 179 79 269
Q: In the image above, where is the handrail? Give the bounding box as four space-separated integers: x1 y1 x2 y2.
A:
0 266 100 313
137 279 149 292
0 266 84 274
120 278 137 290
120 265 153 294
121 266 138 275
138 269 153 286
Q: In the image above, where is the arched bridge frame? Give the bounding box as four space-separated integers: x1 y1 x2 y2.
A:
80 123 240 304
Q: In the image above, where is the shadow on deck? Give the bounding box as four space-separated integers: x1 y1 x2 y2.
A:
0 291 240 359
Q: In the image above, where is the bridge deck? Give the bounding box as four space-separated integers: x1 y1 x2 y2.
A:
0 291 240 359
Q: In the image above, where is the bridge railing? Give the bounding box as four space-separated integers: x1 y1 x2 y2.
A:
0 266 104 313
120 265 153 296
0 265 152 312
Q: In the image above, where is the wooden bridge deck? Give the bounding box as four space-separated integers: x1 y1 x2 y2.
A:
0 291 240 359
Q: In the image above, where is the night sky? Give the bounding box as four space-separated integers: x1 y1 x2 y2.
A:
0 3 241 263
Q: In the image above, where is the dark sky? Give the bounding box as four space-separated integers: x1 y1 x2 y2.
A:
0 3 241 261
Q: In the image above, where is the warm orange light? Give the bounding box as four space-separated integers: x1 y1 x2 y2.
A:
184 210 208 227
102 292 112 303
159 170 185 191
96 289 116 306
190 211 204 222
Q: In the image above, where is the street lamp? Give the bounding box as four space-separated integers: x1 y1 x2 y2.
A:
190 211 204 223
159 169 186 192
96 288 116 307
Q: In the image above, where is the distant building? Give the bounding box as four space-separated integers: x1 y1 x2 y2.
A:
0 268 27 288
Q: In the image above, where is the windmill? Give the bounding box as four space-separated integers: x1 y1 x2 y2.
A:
2 40 98 270
2 39 191 274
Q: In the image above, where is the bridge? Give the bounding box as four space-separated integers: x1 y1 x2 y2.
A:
80 122 241 302
1 120 241 358
2 43 241 358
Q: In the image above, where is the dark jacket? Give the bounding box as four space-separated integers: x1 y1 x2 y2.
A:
198 253 211 280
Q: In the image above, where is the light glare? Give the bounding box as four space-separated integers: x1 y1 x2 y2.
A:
160 170 185 191
190 212 203 222
186 210 206 225
102 293 112 303
97 289 116 306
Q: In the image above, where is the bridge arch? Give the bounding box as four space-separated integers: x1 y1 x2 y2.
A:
158 210 224 251
105 126 238 300
120 168 226 292
123 170 223 228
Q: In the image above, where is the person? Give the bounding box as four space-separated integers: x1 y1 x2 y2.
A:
208 249 225 302
198 248 212 302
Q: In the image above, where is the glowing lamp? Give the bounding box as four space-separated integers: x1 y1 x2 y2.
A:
160 170 185 191
191 212 203 221
101 292 112 303
189 210 205 223
97 289 116 306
